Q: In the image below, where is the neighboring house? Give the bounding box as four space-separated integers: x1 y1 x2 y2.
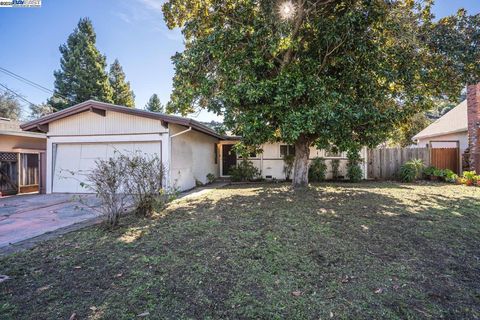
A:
413 100 468 153
0 118 46 195
21 100 223 193
412 83 480 173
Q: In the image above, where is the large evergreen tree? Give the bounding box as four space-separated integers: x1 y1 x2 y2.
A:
145 94 164 113
109 59 135 108
0 91 22 120
163 0 480 187
50 18 113 110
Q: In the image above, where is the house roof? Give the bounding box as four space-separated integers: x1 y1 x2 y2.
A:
20 100 225 139
412 100 468 141
0 118 46 139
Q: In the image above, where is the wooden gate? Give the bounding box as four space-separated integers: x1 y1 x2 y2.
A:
430 148 460 174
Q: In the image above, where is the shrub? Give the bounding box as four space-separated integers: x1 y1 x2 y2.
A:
121 152 169 217
82 157 129 227
230 159 260 182
206 173 216 184
399 159 424 182
346 152 363 182
444 169 458 183
331 159 340 181
433 168 446 179
80 152 172 227
283 154 295 181
309 157 327 182
463 171 477 186
423 166 436 178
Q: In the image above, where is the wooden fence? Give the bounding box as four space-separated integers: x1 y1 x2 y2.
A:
367 148 430 180
367 147 463 179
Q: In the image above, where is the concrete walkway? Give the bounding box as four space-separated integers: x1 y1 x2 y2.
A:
0 194 101 250
0 182 229 256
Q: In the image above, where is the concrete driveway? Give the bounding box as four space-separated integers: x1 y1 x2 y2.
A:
0 193 101 249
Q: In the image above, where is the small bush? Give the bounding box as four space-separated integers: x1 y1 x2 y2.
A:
463 171 477 186
206 173 216 184
443 169 458 183
346 151 363 182
423 166 436 178
230 159 260 182
81 152 172 227
331 159 340 180
309 157 327 182
399 159 424 182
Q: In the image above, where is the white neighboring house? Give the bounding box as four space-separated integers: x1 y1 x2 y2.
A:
413 100 468 152
21 100 224 193
21 100 367 194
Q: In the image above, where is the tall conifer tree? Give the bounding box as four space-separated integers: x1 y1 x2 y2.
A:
109 59 135 107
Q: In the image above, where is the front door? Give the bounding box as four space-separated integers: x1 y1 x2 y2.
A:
222 144 237 176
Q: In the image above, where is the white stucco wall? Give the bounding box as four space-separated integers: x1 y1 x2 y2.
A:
220 141 367 180
170 124 220 191
416 131 468 154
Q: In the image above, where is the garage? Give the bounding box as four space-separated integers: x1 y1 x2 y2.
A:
52 141 161 193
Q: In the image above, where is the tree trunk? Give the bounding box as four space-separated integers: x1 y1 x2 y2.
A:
292 134 311 188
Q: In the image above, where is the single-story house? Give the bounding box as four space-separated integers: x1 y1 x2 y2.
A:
413 83 480 173
0 118 46 195
20 100 366 193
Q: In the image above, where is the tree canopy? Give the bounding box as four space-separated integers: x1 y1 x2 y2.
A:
50 18 113 110
29 103 55 120
145 94 164 113
163 0 480 186
109 59 135 108
0 91 22 120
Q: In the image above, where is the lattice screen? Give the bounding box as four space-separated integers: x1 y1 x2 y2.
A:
0 152 18 162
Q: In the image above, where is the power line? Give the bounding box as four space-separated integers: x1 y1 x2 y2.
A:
0 66 74 104
0 83 38 107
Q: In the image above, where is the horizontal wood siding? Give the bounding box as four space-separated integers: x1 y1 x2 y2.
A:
49 110 167 136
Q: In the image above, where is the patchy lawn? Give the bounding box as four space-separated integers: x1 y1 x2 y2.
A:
1 182 479 319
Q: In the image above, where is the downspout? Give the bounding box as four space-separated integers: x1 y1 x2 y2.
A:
168 126 192 190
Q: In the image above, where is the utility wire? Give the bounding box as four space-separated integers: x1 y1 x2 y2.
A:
0 83 38 107
0 66 74 104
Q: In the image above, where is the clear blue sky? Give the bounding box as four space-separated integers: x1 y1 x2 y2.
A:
0 0 479 121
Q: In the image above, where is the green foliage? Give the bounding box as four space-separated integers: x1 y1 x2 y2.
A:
389 113 432 147
400 159 425 182
145 94 164 113
443 169 458 183
423 166 437 177
50 18 113 110
282 154 295 181
206 173 216 184
109 59 135 108
308 157 327 182
463 171 477 181
0 91 21 120
29 103 54 120
162 0 480 185
346 151 363 182
230 159 260 182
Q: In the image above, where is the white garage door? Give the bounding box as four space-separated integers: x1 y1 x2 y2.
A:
52 141 161 193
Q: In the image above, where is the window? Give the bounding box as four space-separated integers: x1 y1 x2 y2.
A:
280 145 295 157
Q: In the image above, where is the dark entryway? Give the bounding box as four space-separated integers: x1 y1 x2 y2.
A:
222 144 237 176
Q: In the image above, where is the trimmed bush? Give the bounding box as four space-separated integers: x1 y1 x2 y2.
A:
309 157 327 182
230 159 260 182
